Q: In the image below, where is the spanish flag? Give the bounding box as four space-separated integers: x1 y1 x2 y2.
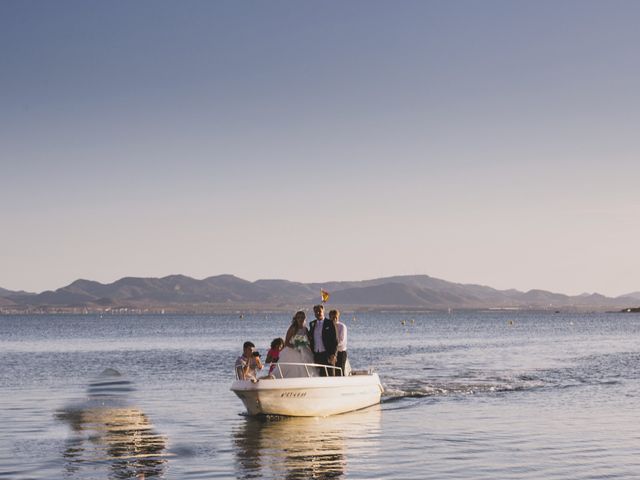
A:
320 288 330 303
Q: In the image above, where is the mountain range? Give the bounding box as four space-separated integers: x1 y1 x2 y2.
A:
1 274 638 313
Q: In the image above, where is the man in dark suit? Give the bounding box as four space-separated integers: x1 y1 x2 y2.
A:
308 304 338 376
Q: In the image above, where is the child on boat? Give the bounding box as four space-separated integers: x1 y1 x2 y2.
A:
266 337 285 376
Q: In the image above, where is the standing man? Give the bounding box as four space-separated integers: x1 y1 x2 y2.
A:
329 309 348 376
308 304 338 376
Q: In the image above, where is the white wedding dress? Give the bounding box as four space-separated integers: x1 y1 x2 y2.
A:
275 331 317 378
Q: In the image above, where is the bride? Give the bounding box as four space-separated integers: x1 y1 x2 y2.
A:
276 310 317 378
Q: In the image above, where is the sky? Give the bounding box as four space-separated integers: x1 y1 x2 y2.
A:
1 0 640 296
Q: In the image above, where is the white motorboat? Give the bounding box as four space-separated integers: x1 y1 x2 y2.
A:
231 363 384 417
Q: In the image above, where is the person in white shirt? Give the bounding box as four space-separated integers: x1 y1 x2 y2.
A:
329 309 348 376
235 341 263 381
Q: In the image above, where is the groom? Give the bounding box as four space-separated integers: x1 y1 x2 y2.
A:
308 304 339 377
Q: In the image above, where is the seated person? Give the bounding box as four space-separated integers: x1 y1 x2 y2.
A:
266 337 284 376
235 341 263 381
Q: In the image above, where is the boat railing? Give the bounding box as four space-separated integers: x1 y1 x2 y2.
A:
234 362 343 380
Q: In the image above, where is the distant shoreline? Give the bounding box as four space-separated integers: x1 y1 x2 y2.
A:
0 306 630 316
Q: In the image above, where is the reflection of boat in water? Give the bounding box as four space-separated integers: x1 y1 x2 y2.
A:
231 363 384 416
233 405 382 479
56 368 168 479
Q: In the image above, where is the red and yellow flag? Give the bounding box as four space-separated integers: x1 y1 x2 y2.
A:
320 288 330 303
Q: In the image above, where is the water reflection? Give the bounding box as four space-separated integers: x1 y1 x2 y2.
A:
56 369 168 479
233 406 382 479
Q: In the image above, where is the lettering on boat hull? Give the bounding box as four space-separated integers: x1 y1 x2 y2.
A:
280 391 307 398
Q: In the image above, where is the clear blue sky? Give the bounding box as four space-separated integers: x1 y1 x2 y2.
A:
2 0 639 296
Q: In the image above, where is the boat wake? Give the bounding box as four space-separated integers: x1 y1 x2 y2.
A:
381 373 546 405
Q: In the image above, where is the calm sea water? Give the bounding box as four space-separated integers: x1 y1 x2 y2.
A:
2 311 640 479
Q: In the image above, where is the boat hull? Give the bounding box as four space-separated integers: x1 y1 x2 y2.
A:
231 374 383 417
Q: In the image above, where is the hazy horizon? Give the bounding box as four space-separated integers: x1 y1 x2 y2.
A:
2 1 640 297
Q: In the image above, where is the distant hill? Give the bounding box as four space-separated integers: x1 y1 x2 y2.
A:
619 291 640 301
0 274 637 313
0 286 34 296
0 287 35 307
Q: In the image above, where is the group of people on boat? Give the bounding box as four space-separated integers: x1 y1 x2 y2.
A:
235 304 349 381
